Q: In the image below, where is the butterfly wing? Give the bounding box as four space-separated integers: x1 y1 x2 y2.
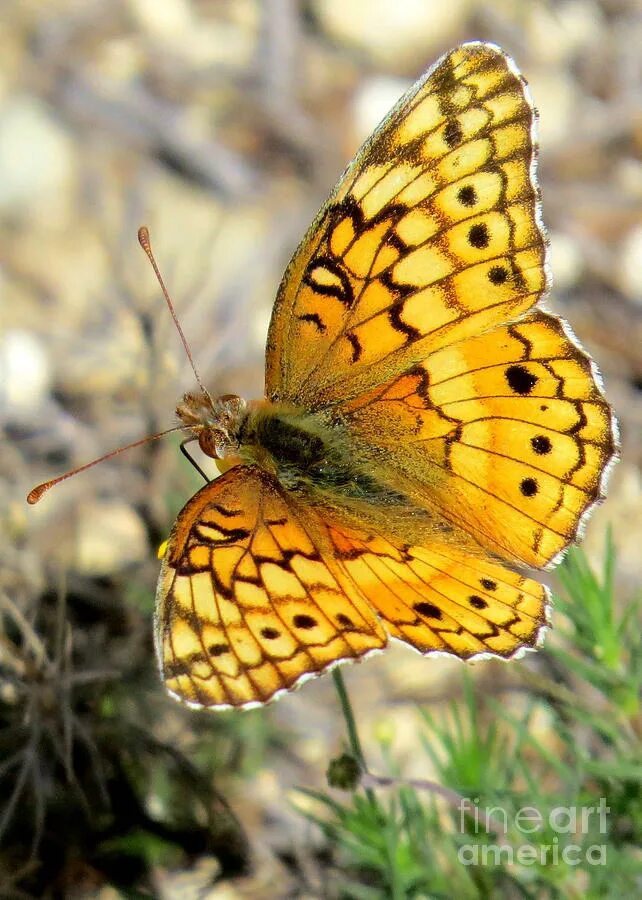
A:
155 464 386 709
266 42 547 409
328 523 550 659
341 311 617 568
265 41 617 569
156 463 549 709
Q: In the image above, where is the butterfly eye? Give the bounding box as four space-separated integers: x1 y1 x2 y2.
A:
198 429 227 459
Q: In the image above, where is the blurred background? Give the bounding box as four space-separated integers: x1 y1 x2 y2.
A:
1 1 641 897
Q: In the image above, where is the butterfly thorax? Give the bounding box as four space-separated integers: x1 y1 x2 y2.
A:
237 402 409 508
178 391 412 523
177 393 452 553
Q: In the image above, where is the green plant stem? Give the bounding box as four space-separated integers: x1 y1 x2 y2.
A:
332 668 378 809
332 669 366 769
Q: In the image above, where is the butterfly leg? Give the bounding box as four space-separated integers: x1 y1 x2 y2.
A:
180 438 210 483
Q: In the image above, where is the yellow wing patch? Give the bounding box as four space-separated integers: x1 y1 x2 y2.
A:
157 465 551 709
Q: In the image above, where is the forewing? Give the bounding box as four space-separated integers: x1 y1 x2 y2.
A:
266 42 547 409
155 465 386 710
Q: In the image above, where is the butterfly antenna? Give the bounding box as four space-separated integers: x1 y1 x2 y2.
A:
27 426 184 504
138 226 210 399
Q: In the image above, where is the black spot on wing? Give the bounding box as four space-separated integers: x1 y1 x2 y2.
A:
444 119 463 148
468 222 490 249
506 365 538 395
520 477 538 497
293 614 317 630
457 184 477 207
414 602 442 620
531 435 552 455
260 627 281 640
164 658 192 678
488 265 508 285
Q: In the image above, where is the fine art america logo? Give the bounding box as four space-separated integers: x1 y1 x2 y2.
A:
457 798 609 867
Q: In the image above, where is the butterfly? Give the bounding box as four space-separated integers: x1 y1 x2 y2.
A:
149 42 618 710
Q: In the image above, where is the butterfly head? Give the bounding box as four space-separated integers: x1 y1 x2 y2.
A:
176 391 247 459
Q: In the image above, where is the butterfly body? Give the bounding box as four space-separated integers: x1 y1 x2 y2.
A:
180 391 454 547
177 391 371 493
156 43 617 710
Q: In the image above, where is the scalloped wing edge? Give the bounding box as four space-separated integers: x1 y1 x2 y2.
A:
162 583 552 712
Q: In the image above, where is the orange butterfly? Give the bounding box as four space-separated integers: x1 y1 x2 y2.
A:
30 43 618 710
